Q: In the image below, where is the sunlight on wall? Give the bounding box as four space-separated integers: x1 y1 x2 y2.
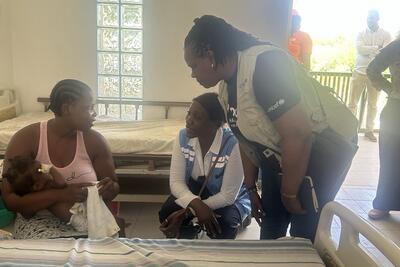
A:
293 0 399 39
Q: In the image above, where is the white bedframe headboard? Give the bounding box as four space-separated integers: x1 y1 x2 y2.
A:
0 89 20 122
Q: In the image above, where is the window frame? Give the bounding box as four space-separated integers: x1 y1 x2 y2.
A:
96 0 143 120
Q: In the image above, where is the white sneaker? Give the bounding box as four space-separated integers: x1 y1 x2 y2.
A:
69 214 88 232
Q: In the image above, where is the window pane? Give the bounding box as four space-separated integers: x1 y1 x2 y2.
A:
98 52 119 75
137 105 143 120
97 4 119 27
98 28 119 51
97 103 122 119
97 103 106 116
121 53 142 75
106 104 121 119
98 76 120 97
97 1 143 121
121 5 142 28
122 105 142 120
121 104 136 120
122 0 142 3
122 77 142 98
121 29 142 52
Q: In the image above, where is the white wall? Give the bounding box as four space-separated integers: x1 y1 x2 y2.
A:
144 0 292 103
9 0 97 112
7 0 291 113
0 0 13 89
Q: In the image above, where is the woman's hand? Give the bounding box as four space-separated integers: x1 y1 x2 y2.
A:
281 194 306 215
249 191 265 226
189 199 221 237
159 209 187 238
62 183 93 203
97 177 115 196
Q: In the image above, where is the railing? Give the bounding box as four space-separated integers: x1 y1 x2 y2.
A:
310 71 391 131
37 97 191 120
310 71 353 105
96 98 190 120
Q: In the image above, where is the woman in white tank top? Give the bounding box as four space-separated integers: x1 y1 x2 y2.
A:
1 79 120 239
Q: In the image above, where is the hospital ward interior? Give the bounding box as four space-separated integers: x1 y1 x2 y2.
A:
0 0 400 266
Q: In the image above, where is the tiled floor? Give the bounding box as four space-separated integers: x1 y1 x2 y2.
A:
327 135 398 266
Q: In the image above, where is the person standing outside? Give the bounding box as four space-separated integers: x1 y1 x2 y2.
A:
349 9 391 142
288 10 313 70
366 37 400 219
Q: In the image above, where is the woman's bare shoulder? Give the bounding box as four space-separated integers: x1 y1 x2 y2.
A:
82 129 111 156
6 122 40 157
12 123 40 140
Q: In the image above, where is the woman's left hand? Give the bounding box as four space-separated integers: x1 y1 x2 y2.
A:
97 177 115 196
281 195 306 215
159 209 187 238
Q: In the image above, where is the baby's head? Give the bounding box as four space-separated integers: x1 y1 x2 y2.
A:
3 156 53 196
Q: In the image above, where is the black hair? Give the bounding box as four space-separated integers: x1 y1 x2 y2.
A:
193 92 226 127
3 156 36 196
184 15 266 65
47 79 92 116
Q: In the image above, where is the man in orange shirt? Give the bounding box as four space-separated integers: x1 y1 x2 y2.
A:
288 10 313 70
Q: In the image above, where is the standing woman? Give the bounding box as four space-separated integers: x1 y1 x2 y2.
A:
1 79 119 239
366 38 400 219
183 15 357 241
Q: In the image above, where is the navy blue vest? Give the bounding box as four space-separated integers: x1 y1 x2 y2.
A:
179 128 251 220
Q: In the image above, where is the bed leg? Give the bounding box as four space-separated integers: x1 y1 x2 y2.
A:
148 160 156 171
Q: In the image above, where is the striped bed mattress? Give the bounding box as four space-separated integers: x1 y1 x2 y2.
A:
0 237 325 266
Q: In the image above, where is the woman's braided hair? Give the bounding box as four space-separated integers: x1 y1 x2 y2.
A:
193 92 226 127
47 79 91 116
184 15 265 65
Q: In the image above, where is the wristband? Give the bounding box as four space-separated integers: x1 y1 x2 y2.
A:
246 185 258 194
186 206 196 217
281 192 297 198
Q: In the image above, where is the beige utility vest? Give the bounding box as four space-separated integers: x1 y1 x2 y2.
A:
219 45 356 166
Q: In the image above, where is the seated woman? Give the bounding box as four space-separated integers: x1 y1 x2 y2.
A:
1 79 120 239
159 92 250 239
3 156 121 234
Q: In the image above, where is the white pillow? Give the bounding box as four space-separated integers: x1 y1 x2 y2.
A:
0 94 9 107
0 89 13 107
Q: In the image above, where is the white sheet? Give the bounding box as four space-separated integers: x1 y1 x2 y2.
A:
0 112 184 155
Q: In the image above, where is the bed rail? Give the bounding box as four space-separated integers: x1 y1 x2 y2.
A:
315 201 400 267
37 97 191 119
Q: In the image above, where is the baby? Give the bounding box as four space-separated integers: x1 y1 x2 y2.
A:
3 156 90 232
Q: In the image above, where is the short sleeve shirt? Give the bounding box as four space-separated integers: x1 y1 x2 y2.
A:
226 50 301 137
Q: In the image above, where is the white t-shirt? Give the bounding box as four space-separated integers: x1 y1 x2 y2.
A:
169 127 244 210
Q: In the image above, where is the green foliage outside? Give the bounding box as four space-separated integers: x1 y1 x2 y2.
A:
311 35 356 72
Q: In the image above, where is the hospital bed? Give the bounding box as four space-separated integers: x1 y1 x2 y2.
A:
0 202 398 266
0 96 190 202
